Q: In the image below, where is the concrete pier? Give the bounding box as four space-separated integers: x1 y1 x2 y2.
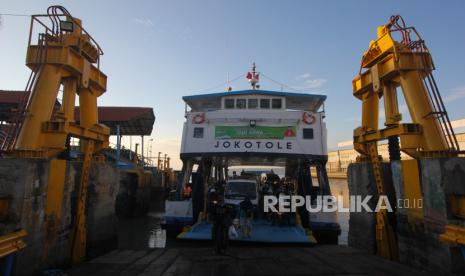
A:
0 158 121 275
347 162 396 254
348 158 465 274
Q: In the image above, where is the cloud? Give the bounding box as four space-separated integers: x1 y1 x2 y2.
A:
133 18 155 27
300 78 327 89
294 73 327 90
131 19 192 42
443 86 465 103
295 73 311 80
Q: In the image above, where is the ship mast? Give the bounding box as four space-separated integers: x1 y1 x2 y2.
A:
246 62 260 90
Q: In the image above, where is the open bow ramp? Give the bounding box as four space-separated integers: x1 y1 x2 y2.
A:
177 220 316 244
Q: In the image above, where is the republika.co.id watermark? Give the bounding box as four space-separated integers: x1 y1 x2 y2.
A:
263 195 423 213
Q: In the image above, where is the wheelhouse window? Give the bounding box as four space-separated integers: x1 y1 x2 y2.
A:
225 181 257 200
224 97 283 109
236 98 246 109
248 99 258 109
225 99 235 109
272 98 282 109
303 128 314 139
193 127 204 138
260 98 270 109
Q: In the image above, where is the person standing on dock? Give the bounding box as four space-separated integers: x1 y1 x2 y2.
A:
239 196 254 238
208 189 230 254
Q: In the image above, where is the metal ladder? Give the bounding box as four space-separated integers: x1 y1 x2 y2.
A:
71 140 95 263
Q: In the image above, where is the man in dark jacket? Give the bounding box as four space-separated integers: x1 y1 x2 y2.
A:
208 189 231 254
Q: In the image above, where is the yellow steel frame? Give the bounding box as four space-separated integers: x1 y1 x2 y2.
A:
352 20 459 260
353 26 449 158
71 139 94 263
15 18 109 156
440 225 465 246
10 8 110 264
400 159 423 223
366 142 399 259
44 159 67 259
0 230 27 258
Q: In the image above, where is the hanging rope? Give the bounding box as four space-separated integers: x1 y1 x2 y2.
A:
260 73 310 93
201 73 245 92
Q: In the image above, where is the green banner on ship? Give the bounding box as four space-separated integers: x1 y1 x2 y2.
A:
215 125 296 140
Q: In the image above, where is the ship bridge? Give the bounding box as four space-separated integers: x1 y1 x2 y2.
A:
183 89 326 112
180 89 328 163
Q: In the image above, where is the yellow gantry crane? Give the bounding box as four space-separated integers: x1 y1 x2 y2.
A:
1 6 109 263
352 15 462 259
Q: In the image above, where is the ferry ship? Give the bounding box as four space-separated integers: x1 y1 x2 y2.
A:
163 64 340 244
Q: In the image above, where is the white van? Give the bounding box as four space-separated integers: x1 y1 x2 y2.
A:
224 179 259 206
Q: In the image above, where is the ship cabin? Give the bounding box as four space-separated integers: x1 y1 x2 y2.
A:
180 89 327 166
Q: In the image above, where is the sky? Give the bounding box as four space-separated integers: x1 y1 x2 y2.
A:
1 0 465 169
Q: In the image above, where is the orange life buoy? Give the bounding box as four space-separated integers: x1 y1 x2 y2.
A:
302 112 316 124
192 113 205 124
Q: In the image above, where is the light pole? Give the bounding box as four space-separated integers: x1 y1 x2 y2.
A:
164 154 167 170
146 138 153 166
148 138 153 166
135 143 139 164
129 136 133 161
